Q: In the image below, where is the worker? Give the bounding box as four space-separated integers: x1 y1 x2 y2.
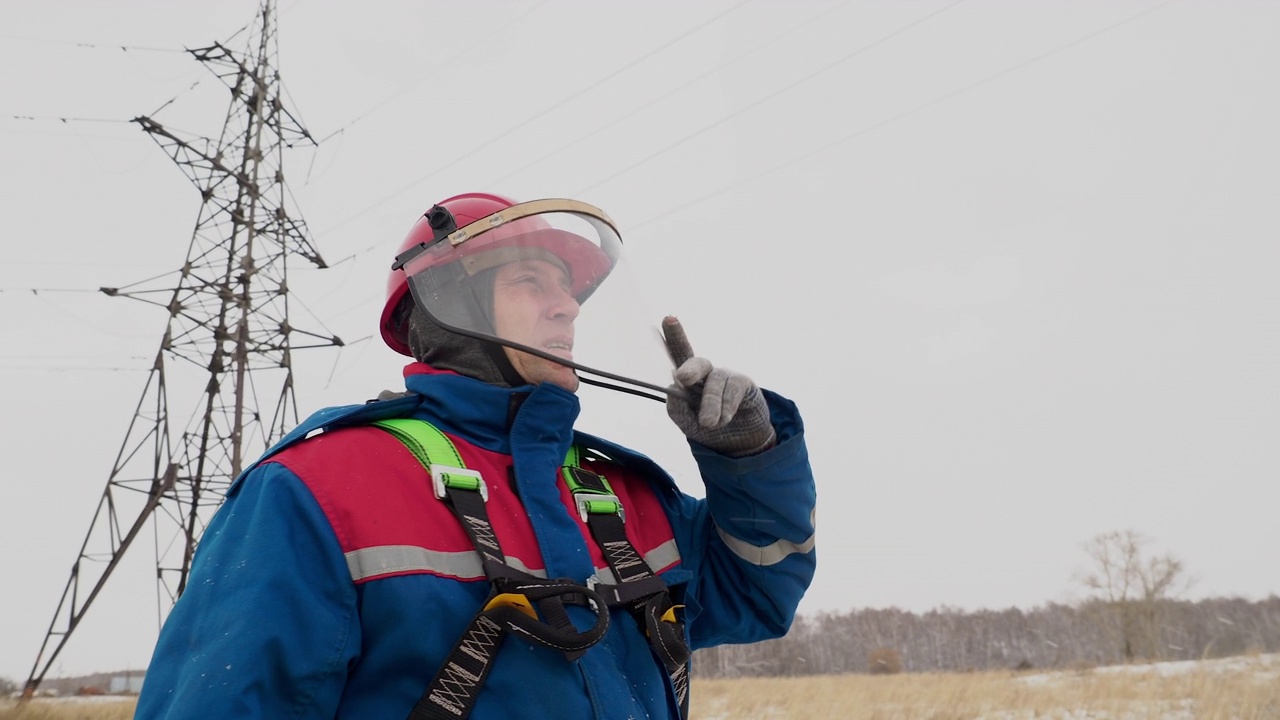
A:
134 193 816 719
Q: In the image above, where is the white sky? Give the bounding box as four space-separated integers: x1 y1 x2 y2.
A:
2 0 1277 683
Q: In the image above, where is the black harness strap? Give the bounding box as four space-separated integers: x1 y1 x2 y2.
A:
409 484 610 720
375 419 686 720
564 462 691 718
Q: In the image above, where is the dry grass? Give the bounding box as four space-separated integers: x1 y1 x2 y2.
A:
0 698 135 720
3 655 1276 719
691 655 1280 719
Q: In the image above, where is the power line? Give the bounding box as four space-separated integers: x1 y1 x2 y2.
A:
5 115 133 125
483 0 860 190
314 0 754 241
0 260 171 268
0 33 186 53
0 287 104 294
283 0 922 317
0 353 149 360
4 79 208 129
626 0 1181 234
312 0 554 145
146 78 208 117
0 364 147 373
573 0 965 198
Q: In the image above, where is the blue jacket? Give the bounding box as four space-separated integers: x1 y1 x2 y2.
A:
136 365 816 719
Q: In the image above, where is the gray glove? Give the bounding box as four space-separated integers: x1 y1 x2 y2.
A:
662 316 776 457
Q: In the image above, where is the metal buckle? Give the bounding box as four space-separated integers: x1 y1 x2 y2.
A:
585 575 602 612
574 493 624 523
429 464 487 501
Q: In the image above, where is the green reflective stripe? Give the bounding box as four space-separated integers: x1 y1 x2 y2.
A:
373 418 465 469
582 499 622 515
564 443 581 469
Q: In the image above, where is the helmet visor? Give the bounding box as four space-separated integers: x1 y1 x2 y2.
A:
401 199 672 397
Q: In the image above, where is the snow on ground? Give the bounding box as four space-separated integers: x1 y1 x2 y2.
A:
1018 652 1280 687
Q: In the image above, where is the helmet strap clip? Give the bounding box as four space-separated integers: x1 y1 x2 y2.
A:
391 205 459 270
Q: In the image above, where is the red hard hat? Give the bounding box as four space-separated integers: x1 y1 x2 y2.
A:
380 193 614 356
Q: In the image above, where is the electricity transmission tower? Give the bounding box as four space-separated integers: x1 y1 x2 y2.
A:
23 1 340 698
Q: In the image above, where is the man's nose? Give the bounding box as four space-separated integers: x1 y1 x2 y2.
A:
548 286 580 321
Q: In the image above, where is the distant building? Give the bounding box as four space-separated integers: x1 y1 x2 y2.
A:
108 672 145 694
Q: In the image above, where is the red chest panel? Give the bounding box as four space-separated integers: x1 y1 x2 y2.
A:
270 425 678 583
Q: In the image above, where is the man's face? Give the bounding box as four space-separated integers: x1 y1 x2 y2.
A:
492 258 581 392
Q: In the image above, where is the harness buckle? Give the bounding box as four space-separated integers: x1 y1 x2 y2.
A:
574 493 624 523
430 464 488 501
585 575 601 612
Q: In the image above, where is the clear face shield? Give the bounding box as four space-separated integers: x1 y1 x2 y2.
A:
394 199 673 400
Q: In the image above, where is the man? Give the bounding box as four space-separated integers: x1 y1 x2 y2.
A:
135 193 815 719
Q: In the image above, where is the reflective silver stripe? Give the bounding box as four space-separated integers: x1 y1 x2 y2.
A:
643 538 682 574
346 538 683 583
590 538 682 585
345 546 545 582
715 516 816 567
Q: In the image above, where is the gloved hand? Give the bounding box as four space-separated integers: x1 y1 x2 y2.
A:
662 316 776 457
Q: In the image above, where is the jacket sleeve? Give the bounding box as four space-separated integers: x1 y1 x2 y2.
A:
663 389 817 650
134 461 360 719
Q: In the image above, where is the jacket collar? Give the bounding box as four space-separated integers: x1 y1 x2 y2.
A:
402 362 581 454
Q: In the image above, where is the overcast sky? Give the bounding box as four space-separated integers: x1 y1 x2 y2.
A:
2 0 1277 683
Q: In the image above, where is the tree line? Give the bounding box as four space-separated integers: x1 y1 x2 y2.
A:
692 595 1280 678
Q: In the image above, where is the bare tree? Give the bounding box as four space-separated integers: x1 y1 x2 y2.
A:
1075 529 1191 661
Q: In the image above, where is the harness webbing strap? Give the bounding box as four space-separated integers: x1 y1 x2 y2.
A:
374 419 686 720
407 584 610 720
442 484 509 574
376 419 611 720
409 613 505 720
565 459 691 718
374 418 464 469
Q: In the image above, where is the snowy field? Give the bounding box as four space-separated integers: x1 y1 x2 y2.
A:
3 655 1278 719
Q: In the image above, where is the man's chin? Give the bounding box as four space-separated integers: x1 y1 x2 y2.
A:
547 371 580 394
524 360 579 393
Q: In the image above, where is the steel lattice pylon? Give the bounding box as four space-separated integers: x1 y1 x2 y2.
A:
23 1 340 698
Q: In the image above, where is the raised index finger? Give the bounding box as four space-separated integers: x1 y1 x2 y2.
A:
661 316 695 368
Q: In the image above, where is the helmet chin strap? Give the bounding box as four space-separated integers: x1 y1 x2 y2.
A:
410 265 676 402
460 267 528 389
577 375 668 403
454 322 676 404
481 341 533 389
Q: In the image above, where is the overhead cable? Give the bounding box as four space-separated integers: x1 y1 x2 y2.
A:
484 0 859 189
315 0 754 241
573 0 966 197
628 0 1179 233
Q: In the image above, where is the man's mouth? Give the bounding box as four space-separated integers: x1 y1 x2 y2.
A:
545 339 573 358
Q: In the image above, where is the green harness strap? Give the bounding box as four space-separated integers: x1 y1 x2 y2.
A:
371 417 689 720
372 418 610 720
373 418 487 499
376 418 619 505
374 417 463 467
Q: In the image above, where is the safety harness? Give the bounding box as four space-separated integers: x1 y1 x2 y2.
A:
371 418 691 720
